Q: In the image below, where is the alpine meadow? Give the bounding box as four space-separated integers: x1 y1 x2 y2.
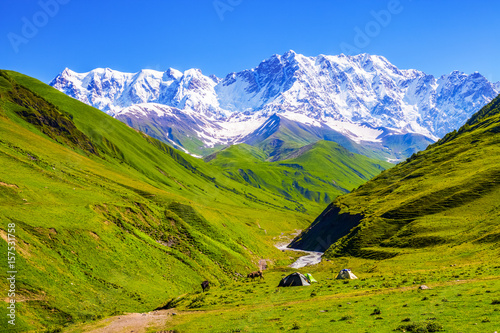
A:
1 1 500 332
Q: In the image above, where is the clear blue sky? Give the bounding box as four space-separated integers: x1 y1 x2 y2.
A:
1 0 499 83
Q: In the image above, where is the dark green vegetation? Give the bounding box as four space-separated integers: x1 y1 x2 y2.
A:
292 94 500 263
206 141 392 209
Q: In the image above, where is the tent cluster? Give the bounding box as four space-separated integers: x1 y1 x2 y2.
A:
278 269 357 287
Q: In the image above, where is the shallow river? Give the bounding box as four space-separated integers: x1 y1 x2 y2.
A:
276 243 323 269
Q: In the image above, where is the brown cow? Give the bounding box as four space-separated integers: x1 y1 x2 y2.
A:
247 271 264 280
201 280 210 292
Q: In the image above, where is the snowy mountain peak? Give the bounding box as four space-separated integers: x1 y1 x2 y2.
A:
209 74 221 84
60 67 74 76
282 49 297 59
50 51 499 156
165 67 183 80
137 68 163 76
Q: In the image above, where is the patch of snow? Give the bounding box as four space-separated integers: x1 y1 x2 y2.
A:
323 119 384 143
195 116 266 147
280 112 322 127
116 103 180 118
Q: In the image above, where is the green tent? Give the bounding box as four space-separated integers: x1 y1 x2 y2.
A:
304 273 317 283
278 273 310 287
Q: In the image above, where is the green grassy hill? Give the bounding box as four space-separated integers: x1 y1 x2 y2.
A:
291 94 500 264
206 141 392 211
0 70 315 332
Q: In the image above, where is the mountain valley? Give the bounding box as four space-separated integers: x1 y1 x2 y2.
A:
0 61 499 332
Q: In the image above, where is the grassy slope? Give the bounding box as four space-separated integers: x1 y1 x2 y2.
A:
291 94 500 263
207 141 392 212
0 70 313 332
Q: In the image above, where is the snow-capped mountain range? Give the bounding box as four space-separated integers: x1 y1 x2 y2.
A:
50 50 499 158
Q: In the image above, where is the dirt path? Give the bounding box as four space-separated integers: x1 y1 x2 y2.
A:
72 309 176 333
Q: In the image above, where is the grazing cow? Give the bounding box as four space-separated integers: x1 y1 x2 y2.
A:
247 271 264 280
201 280 210 292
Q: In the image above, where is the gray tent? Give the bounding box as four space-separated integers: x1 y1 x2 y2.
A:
278 272 311 287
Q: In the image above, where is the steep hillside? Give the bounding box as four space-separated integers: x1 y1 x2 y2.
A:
291 94 500 263
0 70 311 332
206 141 392 210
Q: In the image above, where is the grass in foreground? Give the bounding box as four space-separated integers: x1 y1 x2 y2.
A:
63 258 500 333
161 259 500 333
